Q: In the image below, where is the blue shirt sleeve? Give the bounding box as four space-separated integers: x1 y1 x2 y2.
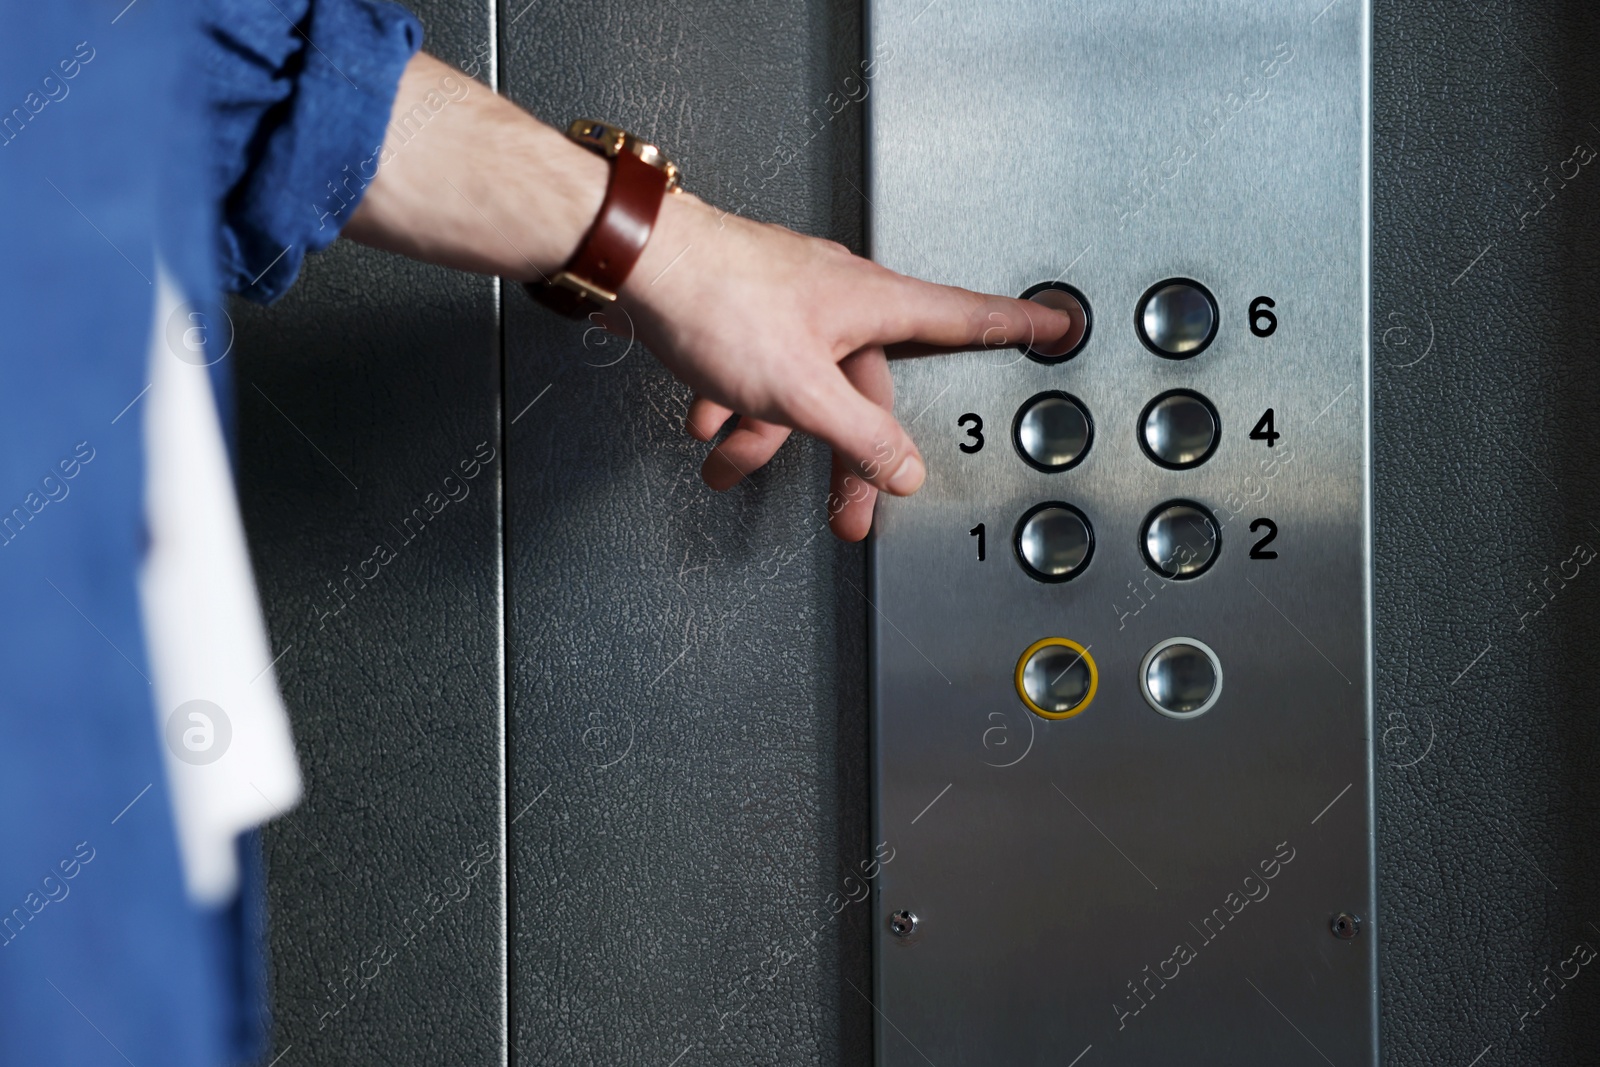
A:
202 0 422 303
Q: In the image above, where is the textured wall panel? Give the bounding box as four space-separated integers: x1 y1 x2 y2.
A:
233 0 507 1062
500 1 872 1064
1372 2 1600 1063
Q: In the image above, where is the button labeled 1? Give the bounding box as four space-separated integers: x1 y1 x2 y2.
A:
1015 502 1094 582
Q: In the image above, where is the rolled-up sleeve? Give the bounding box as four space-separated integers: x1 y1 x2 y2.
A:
203 0 422 302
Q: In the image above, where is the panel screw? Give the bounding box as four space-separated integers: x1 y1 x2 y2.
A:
888 910 918 938
1331 912 1361 940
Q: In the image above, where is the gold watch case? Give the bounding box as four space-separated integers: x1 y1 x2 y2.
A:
565 119 681 193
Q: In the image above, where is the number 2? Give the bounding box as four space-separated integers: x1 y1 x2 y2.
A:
958 413 984 453
1249 518 1279 559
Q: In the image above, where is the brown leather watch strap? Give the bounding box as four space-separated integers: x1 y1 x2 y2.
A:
524 147 673 318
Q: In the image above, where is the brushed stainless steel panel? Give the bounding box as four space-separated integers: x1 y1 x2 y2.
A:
867 1 1374 1064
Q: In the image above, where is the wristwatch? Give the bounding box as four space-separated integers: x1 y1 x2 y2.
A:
524 119 681 318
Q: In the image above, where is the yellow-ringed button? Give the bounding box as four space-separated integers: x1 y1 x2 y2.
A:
1015 637 1098 720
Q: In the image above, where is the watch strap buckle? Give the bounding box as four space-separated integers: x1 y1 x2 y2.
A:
549 270 617 305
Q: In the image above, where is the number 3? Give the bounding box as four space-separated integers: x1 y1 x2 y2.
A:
957 413 983 453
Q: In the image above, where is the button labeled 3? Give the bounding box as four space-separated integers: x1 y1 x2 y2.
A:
1014 391 1092 472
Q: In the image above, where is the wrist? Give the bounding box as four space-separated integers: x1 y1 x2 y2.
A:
506 123 610 280
618 190 710 311
523 121 684 316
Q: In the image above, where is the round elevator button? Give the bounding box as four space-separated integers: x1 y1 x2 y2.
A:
1014 391 1092 472
1137 279 1217 357
1139 390 1219 469
1140 637 1223 719
1141 501 1219 579
1019 281 1091 362
1016 637 1099 719
1015 502 1094 582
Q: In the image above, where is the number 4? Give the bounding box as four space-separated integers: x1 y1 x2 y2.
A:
1250 409 1280 448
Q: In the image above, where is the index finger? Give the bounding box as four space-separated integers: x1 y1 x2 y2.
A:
865 274 1083 354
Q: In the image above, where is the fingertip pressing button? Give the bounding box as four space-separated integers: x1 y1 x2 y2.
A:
1137 279 1217 358
1019 281 1091 362
1140 637 1223 719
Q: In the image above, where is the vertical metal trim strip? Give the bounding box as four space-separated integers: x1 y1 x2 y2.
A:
490 2 512 1065
1359 1 1380 1062
861 2 886 1060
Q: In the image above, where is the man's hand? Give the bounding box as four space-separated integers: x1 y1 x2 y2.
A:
347 53 1075 540
618 195 1074 540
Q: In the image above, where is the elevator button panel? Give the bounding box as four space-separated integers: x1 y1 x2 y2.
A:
868 2 1373 1064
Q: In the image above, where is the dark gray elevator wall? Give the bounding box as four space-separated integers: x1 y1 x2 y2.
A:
226 0 1600 1064
232 0 506 1063
500 1 873 1064
1372 2 1600 1064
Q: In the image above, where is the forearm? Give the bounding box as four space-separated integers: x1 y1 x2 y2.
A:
342 51 610 280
